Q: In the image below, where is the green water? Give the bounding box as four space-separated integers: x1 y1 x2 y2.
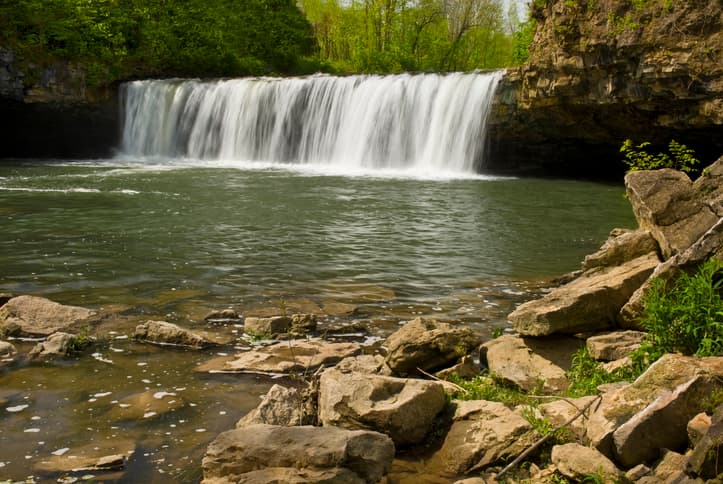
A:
0 160 635 481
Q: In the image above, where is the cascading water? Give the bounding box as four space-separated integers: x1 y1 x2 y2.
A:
120 71 503 174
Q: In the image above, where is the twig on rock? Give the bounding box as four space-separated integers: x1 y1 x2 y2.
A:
495 394 602 479
416 367 469 395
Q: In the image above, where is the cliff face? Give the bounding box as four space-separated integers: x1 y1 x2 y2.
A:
0 47 119 159
487 0 723 178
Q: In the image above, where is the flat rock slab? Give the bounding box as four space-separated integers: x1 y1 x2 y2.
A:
202 424 394 484
551 443 621 482
586 330 646 361
196 340 362 374
428 400 538 475
581 229 659 271
0 295 95 337
318 369 447 446
509 252 659 336
105 390 186 421
33 438 135 474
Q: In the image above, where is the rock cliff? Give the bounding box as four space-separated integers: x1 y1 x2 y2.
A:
487 0 723 178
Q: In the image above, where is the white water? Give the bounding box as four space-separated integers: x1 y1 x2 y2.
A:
120 71 503 174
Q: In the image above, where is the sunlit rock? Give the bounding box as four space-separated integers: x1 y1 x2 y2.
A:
237 384 315 428
0 295 95 338
133 320 215 348
33 438 135 474
551 443 622 482
28 332 83 359
586 330 646 362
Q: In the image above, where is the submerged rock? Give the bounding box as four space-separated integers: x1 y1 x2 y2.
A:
384 317 481 376
0 295 95 338
201 424 394 484
133 320 215 348
28 331 84 359
106 390 186 421
509 252 659 336
318 368 447 446
33 438 135 474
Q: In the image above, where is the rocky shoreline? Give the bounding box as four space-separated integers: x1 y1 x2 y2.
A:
1 158 722 482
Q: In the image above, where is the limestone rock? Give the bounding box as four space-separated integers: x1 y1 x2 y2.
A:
0 295 95 337
383 317 481 376
620 217 723 328
244 316 291 336
28 332 81 359
650 450 688 482
694 156 723 217
133 320 213 348
0 340 17 358
687 412 712 448
625 464 652 482
509 252 659 336
318 368 446 446
551 443 621 482
540 396 599 441
290 313 317 334
201 424 394 484
237 384 315 428
586 331 646 361
33 439 135 474
334 354 385 374
197 340 361 374
204 309 240 320
687 405 723 479
582 229 660 271
482 335 581 393
435 355 481 380
587 354 723 460
204 467 366 484
625 168 719 259
428 400 538 475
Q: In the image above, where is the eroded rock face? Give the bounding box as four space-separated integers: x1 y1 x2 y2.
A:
384 317 481 376
509 252 659 336
318 368 447 446
201 424 394 484
133 320 213 348
0 295 95 338
625 168 719 259
486 0 723 178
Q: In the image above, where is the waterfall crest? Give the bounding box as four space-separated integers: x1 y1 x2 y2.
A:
120 71 503 173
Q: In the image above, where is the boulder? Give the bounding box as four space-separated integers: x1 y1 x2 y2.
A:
649 450 689 482
237 384 315 427
244 316 291 336
625 168 719 259
334 354 386 374
481 335 581 393
197 340 361 374
581 229 660 271
539 396 599 441
587 354 723 461
201 424 394 484
586 331 646 361
0 340 17 358
428 400 538 475
318 368 446 446
619 217 723 328
28 332 81 359
694 156 723 217
204 309 240 320
133 320 214 348
435 355 481 380
0 295 95 337
687 412 712 448
383 317 481 376
290 314 317 334
687 405 723 479
551 443 622 482
509 252 659 336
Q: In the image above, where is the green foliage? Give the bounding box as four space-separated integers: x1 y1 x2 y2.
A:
620 139 701 173
0 0 317 84
565 347 638 397
633 260 723 365
450 374 534 407
66 325 93 355
511 17 536 65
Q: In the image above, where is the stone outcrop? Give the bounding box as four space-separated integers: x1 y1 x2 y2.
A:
481 335 580 393
487 0 723 178
201 424 394 484
318 368 447 446
237 384 316 427
508 252 659 336
581 229 659 271
428 400 538 475
133 320 214 348
0 295 95 337
383 317 481 376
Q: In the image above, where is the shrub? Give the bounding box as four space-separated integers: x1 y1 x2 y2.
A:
620 139 700 173
633 259 723 366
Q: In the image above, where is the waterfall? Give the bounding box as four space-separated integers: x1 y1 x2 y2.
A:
120 71 503 174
